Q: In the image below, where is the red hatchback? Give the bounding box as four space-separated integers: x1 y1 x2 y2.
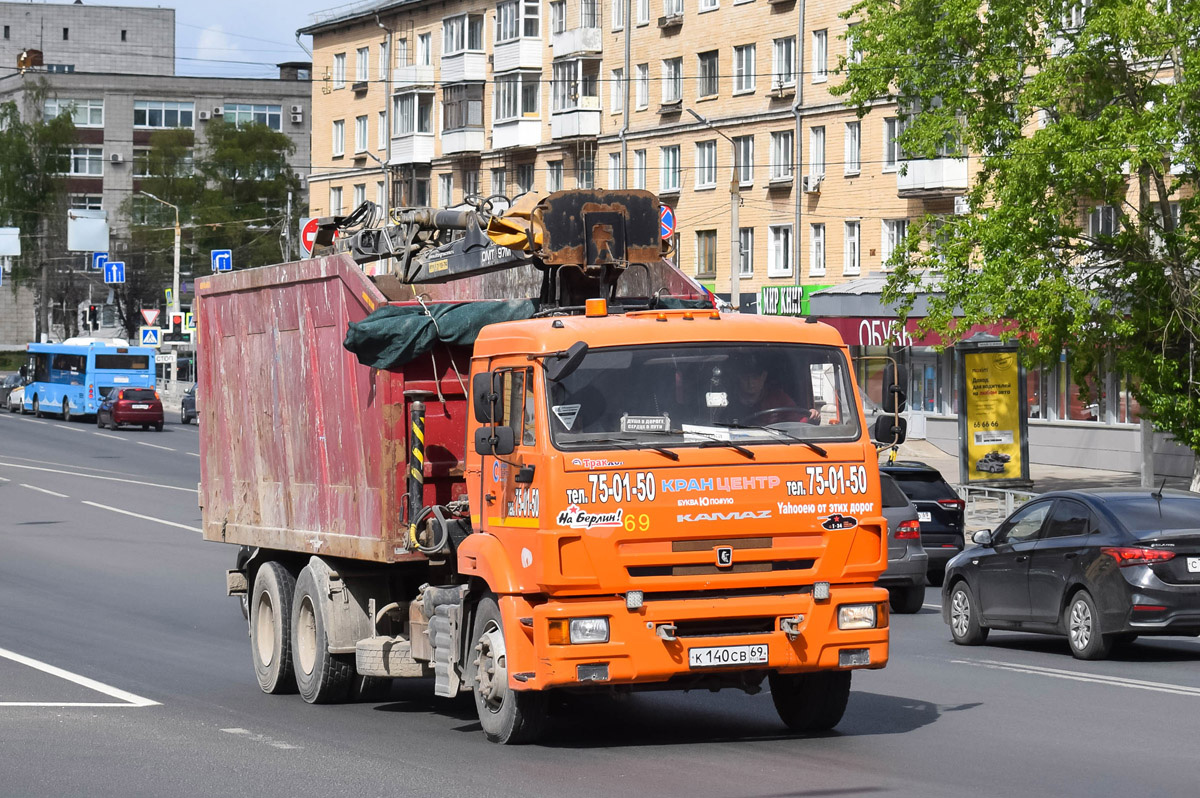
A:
97 387 164 431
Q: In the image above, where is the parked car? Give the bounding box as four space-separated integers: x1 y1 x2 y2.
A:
97 387 164 431
0 374 22 406
878 473 929 613
180 383 197 424
944 488 1200 660
880 460 966 583
6 382 25 413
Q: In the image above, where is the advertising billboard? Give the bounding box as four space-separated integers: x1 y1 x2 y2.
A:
956 334 1031 486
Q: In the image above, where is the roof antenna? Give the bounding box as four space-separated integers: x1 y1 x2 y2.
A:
1150 476 1166 501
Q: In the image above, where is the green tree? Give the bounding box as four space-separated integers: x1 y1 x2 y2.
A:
836 0 1200 483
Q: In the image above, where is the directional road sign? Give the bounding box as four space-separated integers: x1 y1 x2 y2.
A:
659 205 676 240
185 312 195 329
141 308 161 327
92 252 108 271
103 260 126 284
211 249 233 272
139 326 161 347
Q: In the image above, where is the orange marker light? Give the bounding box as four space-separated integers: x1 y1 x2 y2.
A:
585 298 608 317
656 313 669 322
682 312 694 320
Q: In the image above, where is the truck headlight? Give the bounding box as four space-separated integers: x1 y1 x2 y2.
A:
548 617 610 644
837 604 877 630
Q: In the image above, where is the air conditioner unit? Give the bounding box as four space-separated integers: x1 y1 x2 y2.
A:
291 112 304 123
110 152 124 164
212 106 224 116
802 174 823 193
290 104 303 114
198 110 211 121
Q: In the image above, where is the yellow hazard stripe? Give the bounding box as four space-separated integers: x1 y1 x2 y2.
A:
410 466 422 481
414 448 424 464
412 425 424 445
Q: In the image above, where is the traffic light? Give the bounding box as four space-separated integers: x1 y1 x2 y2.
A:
163 313 187 343
87 305 98 330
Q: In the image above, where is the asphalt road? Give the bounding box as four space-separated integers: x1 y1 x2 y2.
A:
2 410 1199 798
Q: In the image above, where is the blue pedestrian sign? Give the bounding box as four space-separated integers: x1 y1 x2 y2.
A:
139 326 161 347
659 205 676 240
92 252 108 271
103 260 126 284
211 249 233 272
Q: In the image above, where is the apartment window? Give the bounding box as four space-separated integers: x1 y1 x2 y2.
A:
809 126 825 178
636 0 650 24
548 161 564 191
70 194 103 211
224 103 282 130
738 227 754 277
810 224 826 276
695 140 717 188
332 120 345 156
612 0 625 29
63 27 69 41
660 145 681 192
417 33 432 65
768 225 793 277
356 47 369 82
1088 206 1118 238
770 131 793 180
733 45 755 93
734 135 754 186
517 163 535 193
463 170 479 198
882 219 908 265
394 93 434 134
4 26 9 40
491 168 508 196
551 1 566 33
413 178 431 206
333 53 346 87
846 23 862 64
662 58 683 103
443 84 483 130
444 14 484 54
44 98 103 127
577 154 595 188
610 68 624 112
495 73 539 121
380 40 390 76
664 0 683 15
633 149 647 189
699 0 719 10
844 121 861 174
697 51 719 98
132 146 193 178
439 173 454 206
1064 0 1091 30
635 64 649 109
696 230 717 277
378 112 387 149
608 152 622 188
812 30 828 82
497 1 519 41
377 181 386 208
355 116 368 152
330 186 344 215
524 0 541 35
844 221 861 275
883 117 908 170
133 100 194 129
353 184 366 209
772 37 796 87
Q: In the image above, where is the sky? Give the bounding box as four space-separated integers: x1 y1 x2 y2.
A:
52 0 354 78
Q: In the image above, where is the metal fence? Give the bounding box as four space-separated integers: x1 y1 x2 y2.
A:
955 484 1037 531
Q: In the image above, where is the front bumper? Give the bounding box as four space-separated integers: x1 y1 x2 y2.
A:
499 585 890 691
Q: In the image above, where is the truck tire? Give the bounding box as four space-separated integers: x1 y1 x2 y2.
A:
768 670 852 733
291 565 354 704
468 594 547 744
889 585 925 615
249 562 297 694
62 399 71 422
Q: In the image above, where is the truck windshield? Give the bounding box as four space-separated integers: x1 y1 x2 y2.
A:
546 343 861 450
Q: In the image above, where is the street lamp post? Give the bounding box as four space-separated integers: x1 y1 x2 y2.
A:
139 190 181 394
687 108 741 311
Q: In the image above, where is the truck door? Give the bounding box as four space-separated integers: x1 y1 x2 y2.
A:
479 366 541 533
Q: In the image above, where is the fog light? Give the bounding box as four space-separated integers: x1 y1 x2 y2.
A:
625 590 644 610
569 617 609 644
576 663 609 682
837 604 877 630
839 648 870 667
813 582 830 601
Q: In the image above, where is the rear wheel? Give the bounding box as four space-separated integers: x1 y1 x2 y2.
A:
249 562 297 694
889 585 925 615
468 594 547 744
96 413 103 427
1065 590 1112 660
154 421 164 432
949 581 989 645
181 408 188 424
62 399 71 422
769 670 852 733
291 565 354 704
33 396 41 418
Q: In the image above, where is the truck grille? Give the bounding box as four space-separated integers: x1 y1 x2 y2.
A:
628 559 814 577
673 617 776 638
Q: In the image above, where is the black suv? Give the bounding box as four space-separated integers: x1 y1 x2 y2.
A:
879 460 965 584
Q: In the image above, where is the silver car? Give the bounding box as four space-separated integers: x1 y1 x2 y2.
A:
878 473 929 613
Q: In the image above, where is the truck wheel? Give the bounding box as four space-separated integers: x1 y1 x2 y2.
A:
249 562 297 694
889 585 925 615
62 399 71 422
768 670 852 733
468 594 547 744
291 565 354 704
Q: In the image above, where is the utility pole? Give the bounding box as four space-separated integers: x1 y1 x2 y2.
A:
140 190 181 394
688 108 741 311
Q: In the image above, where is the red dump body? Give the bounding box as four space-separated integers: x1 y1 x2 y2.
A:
194 253 470 563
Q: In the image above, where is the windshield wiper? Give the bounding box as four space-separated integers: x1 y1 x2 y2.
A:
637 428 755 460
710 422 829 458
573 437 681 461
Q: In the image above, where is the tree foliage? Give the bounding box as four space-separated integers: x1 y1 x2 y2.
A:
835 0 1200 450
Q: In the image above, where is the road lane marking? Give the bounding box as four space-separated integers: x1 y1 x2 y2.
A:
0 646 159 707
137 442 176 452
25 419 47 425
93 433 124 440
953 658 1200 697
20 484 68 498
220 728 302 750
187 452 200 458
0 461 196 493
923 603 941 610
81 501 201 533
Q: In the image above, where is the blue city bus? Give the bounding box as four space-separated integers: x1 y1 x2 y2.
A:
19 342 156 419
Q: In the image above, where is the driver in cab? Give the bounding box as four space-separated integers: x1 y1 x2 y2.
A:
720 355 820 426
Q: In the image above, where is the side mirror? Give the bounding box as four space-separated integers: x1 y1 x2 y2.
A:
544 341 588 382
474 425 515 456
972 529 993 547
873 414 907 446
881 361 908 414
473 371 501 423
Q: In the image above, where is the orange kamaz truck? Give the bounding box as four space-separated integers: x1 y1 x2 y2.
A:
196 190 895 743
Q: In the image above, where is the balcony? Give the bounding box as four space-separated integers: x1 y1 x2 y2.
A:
393 64 435 90
896 157 968 197
443 127 486 155
551 104 600 139
441 51 486 83
494 38 543 72
390 133 435 165
552 26 602 58
493 118 542 150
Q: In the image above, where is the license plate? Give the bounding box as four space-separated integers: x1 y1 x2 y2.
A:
918 512 931 523
1188 557 1200 573
688 644 768 669
132 403 149 409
